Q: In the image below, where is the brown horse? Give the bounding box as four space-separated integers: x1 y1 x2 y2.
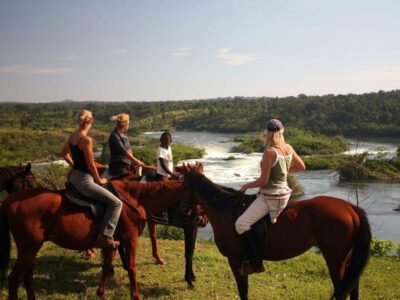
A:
86 162 207 289
116 198 208 289
0 163 36 195
181 167 371 300
142 204 207 288
0 176 188 300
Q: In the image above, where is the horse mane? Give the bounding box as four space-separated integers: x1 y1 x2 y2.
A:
119 177 181 199
0 166 26 185
187 170 256 211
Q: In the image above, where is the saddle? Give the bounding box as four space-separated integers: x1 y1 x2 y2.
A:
64 182 108 218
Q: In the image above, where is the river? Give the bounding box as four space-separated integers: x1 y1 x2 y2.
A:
144 131 400 242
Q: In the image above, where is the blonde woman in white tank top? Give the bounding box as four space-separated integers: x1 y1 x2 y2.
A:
234 119 305 276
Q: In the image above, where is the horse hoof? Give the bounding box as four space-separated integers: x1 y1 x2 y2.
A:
156 258 166 265
187 283 195 290
96 290 107 299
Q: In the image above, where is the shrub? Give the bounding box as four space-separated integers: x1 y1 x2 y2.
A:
370 238 399 257
141 224 184 240
36 163 69 190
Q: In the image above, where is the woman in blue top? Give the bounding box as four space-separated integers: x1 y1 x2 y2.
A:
61 109 122 249
108 113 155 177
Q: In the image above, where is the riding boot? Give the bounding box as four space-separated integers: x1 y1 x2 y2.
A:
239 230 265 276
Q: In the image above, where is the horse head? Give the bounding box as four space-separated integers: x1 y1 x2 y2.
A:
180 162 205 217
5 163 36 193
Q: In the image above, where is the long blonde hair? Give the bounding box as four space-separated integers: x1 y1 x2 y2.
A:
77 109 93 126
111 113 130 128
264 129 285 148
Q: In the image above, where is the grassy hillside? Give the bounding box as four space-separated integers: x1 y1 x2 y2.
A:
1 239 398 299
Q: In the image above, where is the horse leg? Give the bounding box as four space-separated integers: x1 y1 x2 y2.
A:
8 251 39 300
23 264 36 300
97 248 117 299
118 245 128 271
323 253 348 300
350 281 359 300
125 235 142 300
183 224 198 289
148 221 166 265
228 258 249 300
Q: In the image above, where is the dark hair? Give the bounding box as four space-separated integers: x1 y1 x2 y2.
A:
160 131 172 140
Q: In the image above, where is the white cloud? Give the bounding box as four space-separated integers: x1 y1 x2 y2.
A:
217 48 256 66
0 65 76 75
59 53 79 61
112 49 128 57
172 47 192 57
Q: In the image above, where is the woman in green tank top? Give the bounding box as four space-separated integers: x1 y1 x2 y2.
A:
234 119 305 276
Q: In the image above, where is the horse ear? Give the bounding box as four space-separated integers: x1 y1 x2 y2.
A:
198 162 204 174
182 162 190 174
25 163 31 173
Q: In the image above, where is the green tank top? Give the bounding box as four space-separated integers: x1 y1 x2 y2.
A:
259 147 292 195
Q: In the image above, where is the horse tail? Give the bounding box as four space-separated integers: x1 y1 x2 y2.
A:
334 205 371 299
0 201 11 288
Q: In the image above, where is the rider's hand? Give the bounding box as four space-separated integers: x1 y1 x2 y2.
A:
171 172 181 180
240 184 249 193
98 178 108 185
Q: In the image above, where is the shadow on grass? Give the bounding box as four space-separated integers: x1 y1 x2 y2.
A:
32 254 101 295
5 254 174 298
139 284 172 298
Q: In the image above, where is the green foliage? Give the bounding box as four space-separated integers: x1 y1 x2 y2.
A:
287 175 304 198
285 129 349 155
141 224 185 240
370 238 400 257
337 154 400 181
231 128 349 156
1 90 400 137
302 155 345 170
231 134 263 153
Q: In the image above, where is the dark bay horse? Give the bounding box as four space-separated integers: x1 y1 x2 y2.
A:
0 163 35 195
144 204 207 289
0 177 188 300
181 168 371 300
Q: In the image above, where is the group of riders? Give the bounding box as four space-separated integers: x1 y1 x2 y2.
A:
61 109 305 276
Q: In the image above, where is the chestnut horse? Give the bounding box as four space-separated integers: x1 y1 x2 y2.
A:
0 163 35 195
181 168 371 300
0 176 188 300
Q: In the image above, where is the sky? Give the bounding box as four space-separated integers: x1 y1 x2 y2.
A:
0 0 399 102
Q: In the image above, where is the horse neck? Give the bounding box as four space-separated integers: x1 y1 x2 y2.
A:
136 181 182 214
0 167 23 191
190 176 237 222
